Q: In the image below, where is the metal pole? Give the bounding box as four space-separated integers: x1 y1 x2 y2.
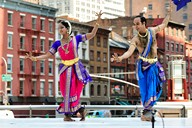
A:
1 57 8 105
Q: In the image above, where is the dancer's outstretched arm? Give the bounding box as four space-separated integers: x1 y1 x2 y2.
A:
111 37 137 62
86 10 103 40
25 52 52 61
153 0 172 33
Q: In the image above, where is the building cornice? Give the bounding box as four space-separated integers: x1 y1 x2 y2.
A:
0 0 57 18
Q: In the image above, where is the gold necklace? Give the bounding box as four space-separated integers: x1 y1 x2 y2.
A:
61 37 70 54
138 30 148 38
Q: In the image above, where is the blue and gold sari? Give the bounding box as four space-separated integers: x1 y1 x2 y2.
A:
136 29 166 110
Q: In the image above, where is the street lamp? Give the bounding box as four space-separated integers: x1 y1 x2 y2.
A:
1 57 8 105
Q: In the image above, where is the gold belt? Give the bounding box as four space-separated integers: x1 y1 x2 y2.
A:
138 56 157 64
61 58 79 66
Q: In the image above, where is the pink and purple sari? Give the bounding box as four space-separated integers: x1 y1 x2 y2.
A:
49 34 92 114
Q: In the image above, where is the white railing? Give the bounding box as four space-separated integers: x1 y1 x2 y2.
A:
0 104 188 118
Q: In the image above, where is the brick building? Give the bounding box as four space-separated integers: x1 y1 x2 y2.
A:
0 0 57 108
185 42 192 99
88 26 111 105
125 0 192 43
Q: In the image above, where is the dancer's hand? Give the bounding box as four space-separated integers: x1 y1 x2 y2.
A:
25 52 37 61
111 53 122 62
95 10 103 23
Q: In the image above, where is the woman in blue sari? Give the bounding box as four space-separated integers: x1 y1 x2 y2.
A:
111 6 171 121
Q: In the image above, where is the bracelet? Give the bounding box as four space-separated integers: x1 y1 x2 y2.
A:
96 23 99 26
32 57 37 61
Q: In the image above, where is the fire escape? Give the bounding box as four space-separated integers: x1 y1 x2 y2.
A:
17 22 41 81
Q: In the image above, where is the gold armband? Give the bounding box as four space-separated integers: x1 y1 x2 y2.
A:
32 57 37 61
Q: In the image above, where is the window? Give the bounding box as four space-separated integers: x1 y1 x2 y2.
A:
189 24 192 31
103 53 107 62
176 44 179 52
165 2 169 8
97 85 101 96
180 45 184 52
49 21 53 33
103 67 107 73
82 87 86 96
40 39 45 52
82 48 86 59
190 60 192 69
166 42 169 50
7 33 13 48
90 50 94 61
32 38 36 50
32 81 36 95
111 67 125 79
103 38 107 48
40 19 45 31
97 36 100 46
97 51 100 61
7 81 12 95
90 84 94 96
183 13 188 21
32 17 36 29
49 40 53 48
20 58 24 72
97 66 101 73
90 66 94 73
189 35 192 41
104 85 107 96
40 81 45 96
40 61 45 74
20 36 25 49
49 82 53 96
32 61 36 73
90 38 94 46
148 15 152 18
20 15 25 27
8 12 13 26
171 43 174 51
49 61 53 75
7 57 12 72
148 4 152 10
20 80 24 95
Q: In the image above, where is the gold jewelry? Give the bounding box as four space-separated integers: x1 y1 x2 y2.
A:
138 56 157 64
96 23 99 26
138 30 148 38
32 57 37 61
61 37 71 54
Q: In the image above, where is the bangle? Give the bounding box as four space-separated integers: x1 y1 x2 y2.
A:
96 23 99 26
33 57 37 61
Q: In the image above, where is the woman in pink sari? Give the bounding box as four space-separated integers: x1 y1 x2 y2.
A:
26 11 103 121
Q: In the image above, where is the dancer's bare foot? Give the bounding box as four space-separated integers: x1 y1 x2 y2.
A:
79 108 86 121
64 116 75 121
141 115 152 122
